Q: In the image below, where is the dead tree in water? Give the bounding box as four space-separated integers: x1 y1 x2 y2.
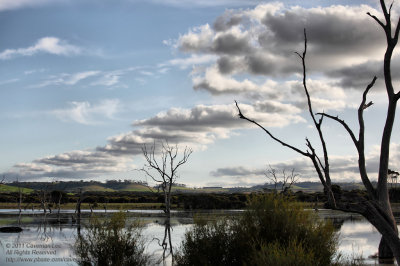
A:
265 166 299 193
38 186 51 215
236 2 400 262
14 178 24 224
75 188 85 235
141 141 192 264
141 141 192 218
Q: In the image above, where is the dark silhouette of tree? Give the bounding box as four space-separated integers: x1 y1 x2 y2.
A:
388 169 399 185
141 141 192 263
235 1 400 263
141 141 192 218
265 166 299 193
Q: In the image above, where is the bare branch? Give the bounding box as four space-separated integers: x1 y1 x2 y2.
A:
389 1 394 16
356 77 377 198
317 113 358 146
367 12 386 29
297 29 333 192
317 77 377 198
265 165 279 191
394 16 400 42
395 90 400 99
235 101 309 157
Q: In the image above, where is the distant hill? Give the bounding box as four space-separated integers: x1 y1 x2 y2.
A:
255 181 367 193
0 184 34 193
1 180 368 194
81 185 115 192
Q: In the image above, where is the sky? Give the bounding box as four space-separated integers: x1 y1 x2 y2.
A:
1 0 400 187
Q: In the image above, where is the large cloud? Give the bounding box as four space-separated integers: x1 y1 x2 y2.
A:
6 150 133 180
100 102 305 156
174 3 389 100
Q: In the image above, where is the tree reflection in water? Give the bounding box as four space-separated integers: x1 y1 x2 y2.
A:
74 212 149 266
151 217 174 265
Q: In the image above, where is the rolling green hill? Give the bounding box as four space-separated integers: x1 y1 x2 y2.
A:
81 185 116 192
119 183 151 192
0 184 33 193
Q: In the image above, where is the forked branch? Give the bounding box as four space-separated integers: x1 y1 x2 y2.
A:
317 77 377 198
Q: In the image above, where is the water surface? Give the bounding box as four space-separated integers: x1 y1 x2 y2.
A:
0 209 395 265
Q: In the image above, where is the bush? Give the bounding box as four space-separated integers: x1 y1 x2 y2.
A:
175 194 337 266
74 212 149 266
250 240 320 266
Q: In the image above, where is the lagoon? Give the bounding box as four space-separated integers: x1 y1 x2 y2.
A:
0 209 396 265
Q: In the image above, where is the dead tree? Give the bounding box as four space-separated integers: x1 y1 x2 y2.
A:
74 188 86 235
388 169 399 187
50 190 65 221
75 188 84 223
17 180 23 224
141 141 192 218
38 186 51 215
141 141 191 265
265 166 299 193
236 1 400 262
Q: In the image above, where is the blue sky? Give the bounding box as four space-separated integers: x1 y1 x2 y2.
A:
1 0 399 187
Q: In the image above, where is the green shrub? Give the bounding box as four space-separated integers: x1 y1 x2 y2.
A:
250 240 319 266
175 194 337 266
74 212 149 266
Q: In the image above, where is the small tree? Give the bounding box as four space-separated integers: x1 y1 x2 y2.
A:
141 141 192 218
75 188 85 230
388 169 399 187
141 141 192 263
265 166 299 193
14 178 23 224
235 1 400 263
38 185 51 215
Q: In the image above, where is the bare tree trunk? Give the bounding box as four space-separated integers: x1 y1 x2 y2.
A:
40 190 47 214
368 2 400 259
75 189 84 228
18 186 22 225
57 193 62 222
379 238 394 263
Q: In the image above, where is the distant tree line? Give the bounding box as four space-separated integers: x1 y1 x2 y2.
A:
2 186 400 210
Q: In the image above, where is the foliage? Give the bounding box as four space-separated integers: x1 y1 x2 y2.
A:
74 212 149 266
50 190 68 204
250 240 320 266
175 194 337 266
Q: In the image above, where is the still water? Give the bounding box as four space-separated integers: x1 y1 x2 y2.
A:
0 209 395 265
